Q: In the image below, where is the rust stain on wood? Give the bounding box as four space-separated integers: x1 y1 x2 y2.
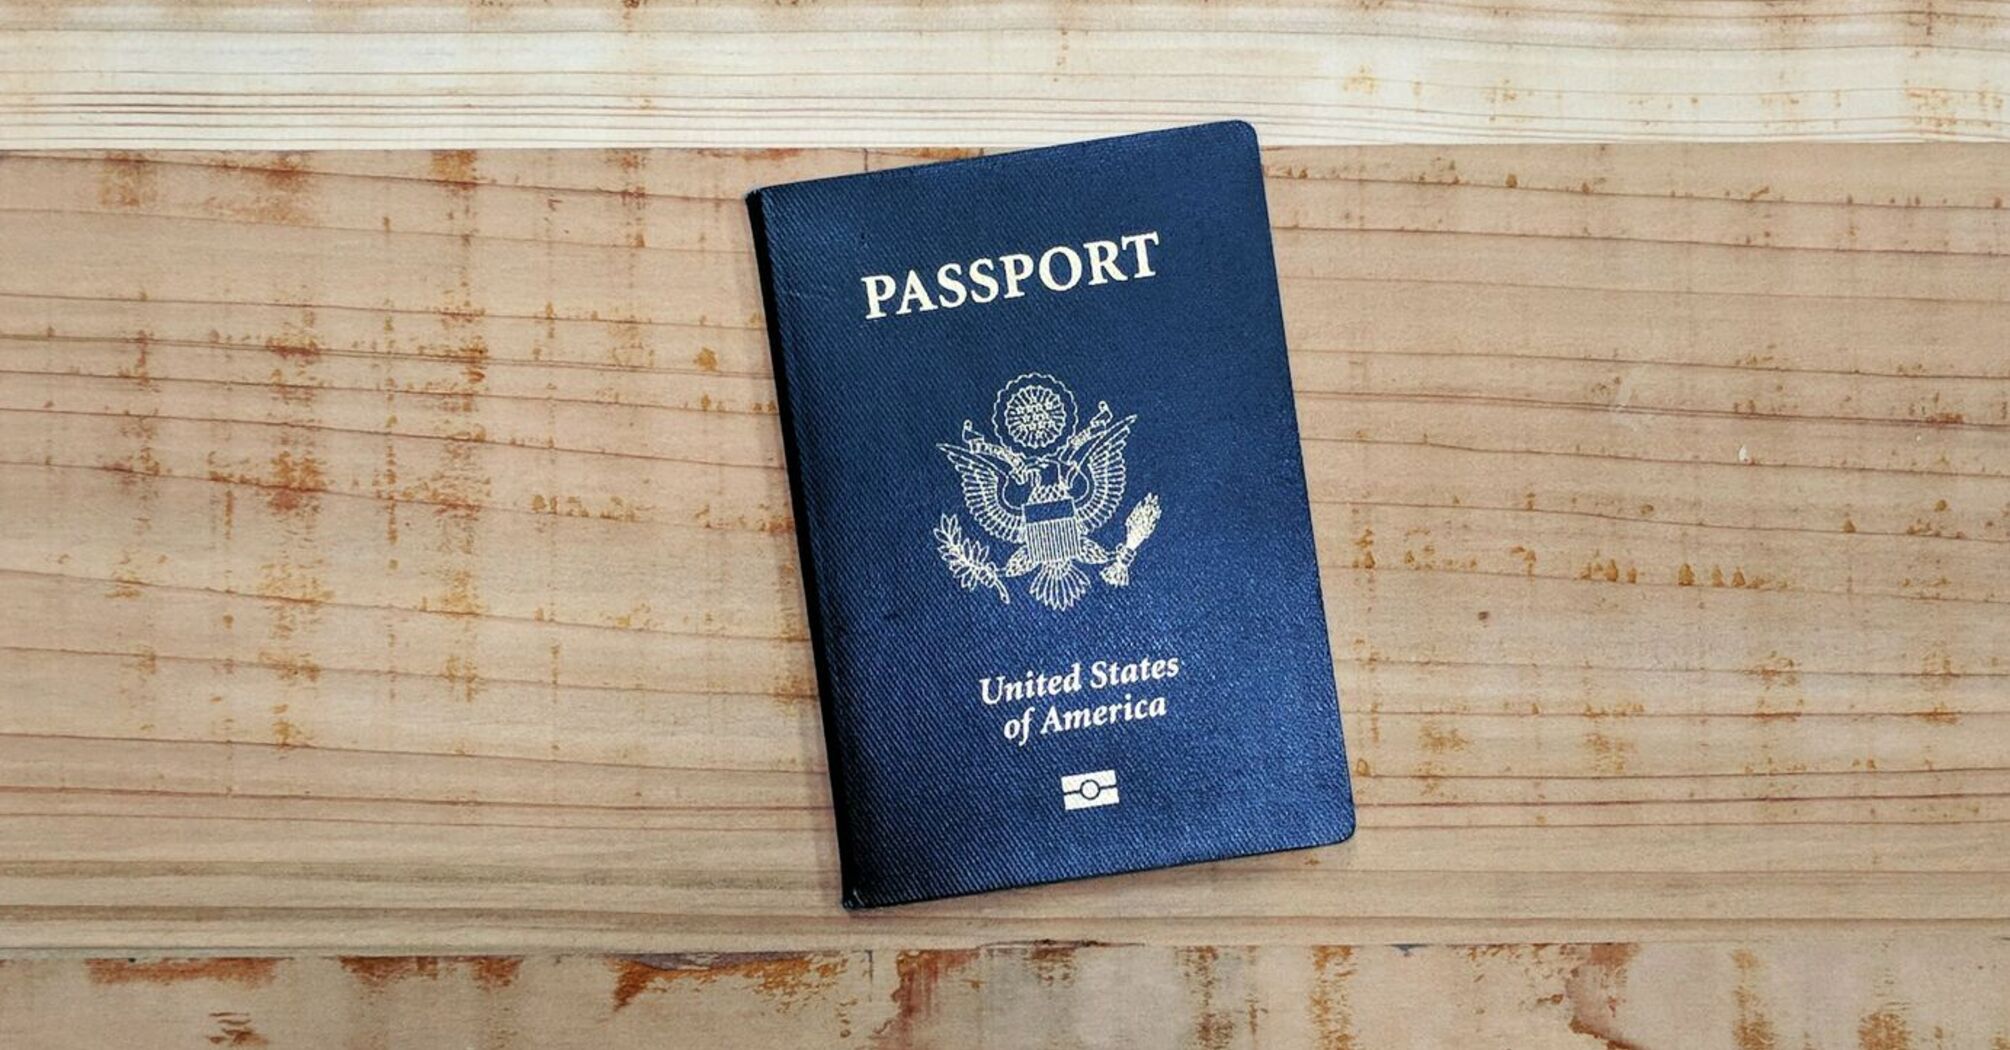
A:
428 150 479 188
206 153 316 226
873 948 978 1047
206 1011 268 1047
1310 945 1358 1050
1176 946 1242 1050
1731 949 1778 1050
1023 941 1079 986
340 956 443 988
263 333 322 363
1419 721 1469 754
338 956 523 991
97 154 159 209
86 958 281 987
1859 1007 1914 1050
608 952 846 1013
1563 943 1643 1050
465 957 523 990
1583 731 1636 775
254 450 328 516
269 702 308 748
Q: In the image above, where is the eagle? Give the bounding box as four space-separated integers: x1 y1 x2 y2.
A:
937 402 1134 610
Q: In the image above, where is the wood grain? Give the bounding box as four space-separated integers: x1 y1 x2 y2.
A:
5 940 2009 1048
0 146 2006 958
4 2 2010 149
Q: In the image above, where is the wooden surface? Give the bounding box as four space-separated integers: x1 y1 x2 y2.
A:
4 940 2009 1048
6 1 2010 149
2 143 2009 1041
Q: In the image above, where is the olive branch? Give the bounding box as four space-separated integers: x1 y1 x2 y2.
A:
934 514 1010 604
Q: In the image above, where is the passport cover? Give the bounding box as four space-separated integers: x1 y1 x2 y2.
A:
747 122 1355 908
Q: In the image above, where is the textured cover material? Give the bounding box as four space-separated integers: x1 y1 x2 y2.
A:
747 122 1354 908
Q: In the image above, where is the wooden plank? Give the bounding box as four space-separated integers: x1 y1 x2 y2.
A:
3 2 2010 149
0 145 2006 954
3 940 2009 1048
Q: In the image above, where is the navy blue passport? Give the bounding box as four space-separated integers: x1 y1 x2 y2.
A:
747 122 1354 908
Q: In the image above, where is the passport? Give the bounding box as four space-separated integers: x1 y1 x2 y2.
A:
747 122 1355 908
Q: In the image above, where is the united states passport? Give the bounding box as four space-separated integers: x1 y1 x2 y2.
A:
746 122 1355 908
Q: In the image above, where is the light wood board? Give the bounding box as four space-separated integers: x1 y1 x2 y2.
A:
0 147 2006 967
4 940 2009 1048
5 2 2010 149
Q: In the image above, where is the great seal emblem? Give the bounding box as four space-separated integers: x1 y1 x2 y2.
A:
934 373 1162 610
